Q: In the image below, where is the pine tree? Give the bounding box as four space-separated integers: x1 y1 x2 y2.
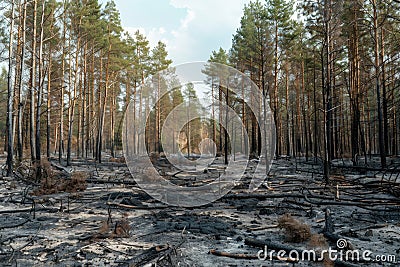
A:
150 41 172 153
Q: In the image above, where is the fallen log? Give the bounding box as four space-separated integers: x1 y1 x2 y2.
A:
338 224 388 236
0 208 32 214
49 161 72 173
224 193 304 200
209 249 259 259
332 164 400 173
82 178 138 187
106 202 168 210
0 207 59 214
97 242 132 256
119 245 170 267
126 241 184 267
0 219 30 230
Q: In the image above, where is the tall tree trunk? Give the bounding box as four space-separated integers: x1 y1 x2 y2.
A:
95 56 103 160
67 31 81 166
6 0 15 177
30 0 38 163
90 42 96 158
323 0 332 184
138 75 143 154
301 59 308 159
285 65 290 157
224 85 229 165
59 2 67 163
97 39 111 163
17 0 27 162
241 76 247 155
12 1 23 163
372 0 386 168
219 83 223 154
155 73 160 153
46 49 52 159
110 83 115 157
349 3 361 165
81 43 87 158
380 28 389 156
273 23 280 157
35 0 46 179
187 91 191 158
313 52 318 163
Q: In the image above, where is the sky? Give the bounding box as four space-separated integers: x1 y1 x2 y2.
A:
100 0 250 65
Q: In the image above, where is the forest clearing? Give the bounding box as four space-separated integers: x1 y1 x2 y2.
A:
0 154 399 266
0 0 400 266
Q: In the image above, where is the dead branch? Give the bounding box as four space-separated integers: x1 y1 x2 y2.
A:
224 193 304 200
127 243 183 267
337 224 388 236
0 219 30 230
209 249 259 260
0 207 59 214
97 242 133 256
106 202 168 210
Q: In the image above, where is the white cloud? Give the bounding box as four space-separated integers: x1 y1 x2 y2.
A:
124 26 169 48
167 0 250 63
169 0 248 31
124 0 250 64
181 9 196 29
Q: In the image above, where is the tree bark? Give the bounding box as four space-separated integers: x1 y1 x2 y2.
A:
30 0 38 164
46 49 51 159
17 0 27 163
67 23 81 166
372 0 386 168
6 0 16 177
59 2 67 163
97 38 112 163
35 0 46 179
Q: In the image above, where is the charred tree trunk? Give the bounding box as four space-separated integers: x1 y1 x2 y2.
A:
46 49 52 159
17 0 27 163
6 0 15 177
35 1 46 179
97 39 111 163
372 0 386 168
380 29 389 156
30 0 37 164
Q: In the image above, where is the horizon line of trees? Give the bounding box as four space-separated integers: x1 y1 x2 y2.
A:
1 0 400 184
